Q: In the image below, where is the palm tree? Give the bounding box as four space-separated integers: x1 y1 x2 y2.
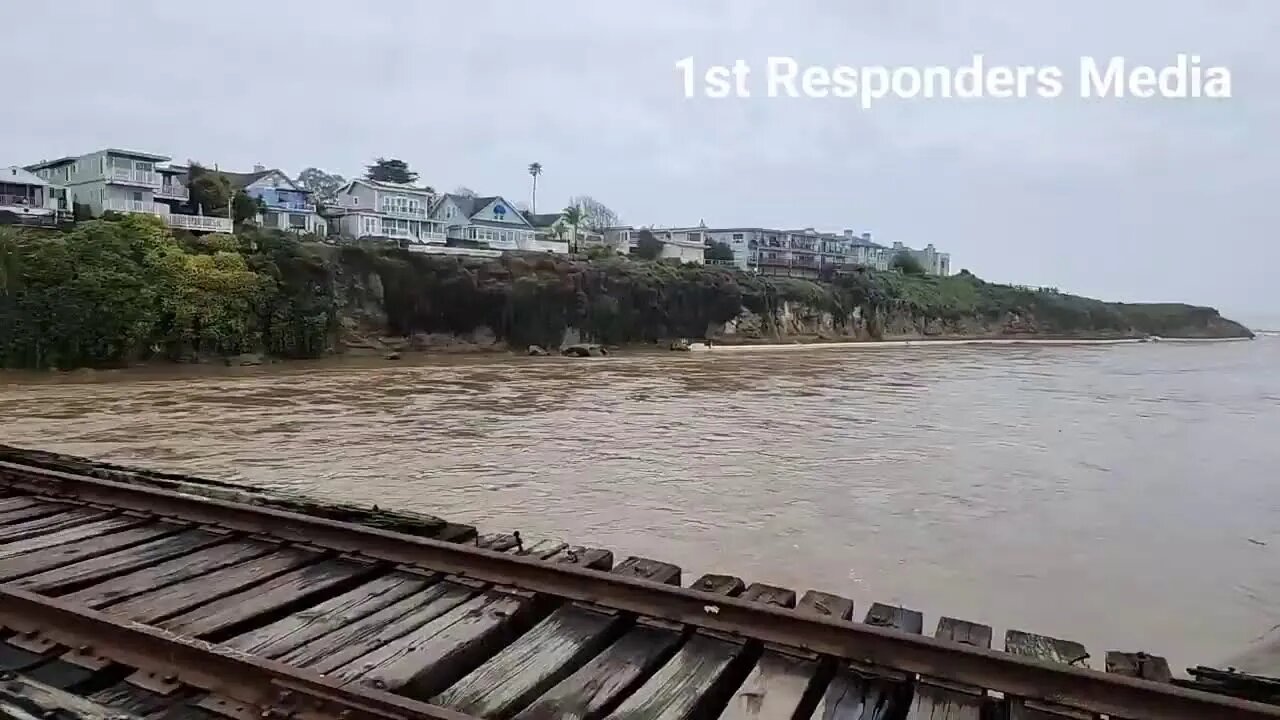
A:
562 204 583 254
527 162 543 213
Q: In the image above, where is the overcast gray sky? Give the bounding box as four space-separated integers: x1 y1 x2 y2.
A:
3 1 1277 325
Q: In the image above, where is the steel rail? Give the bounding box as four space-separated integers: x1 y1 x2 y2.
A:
0 586 477 720
3 460 1278 720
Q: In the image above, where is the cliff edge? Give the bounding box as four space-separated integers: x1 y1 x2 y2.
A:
0 219 1253 370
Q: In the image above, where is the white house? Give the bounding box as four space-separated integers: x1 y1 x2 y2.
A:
329 178 447 248
604 226 708 264
0 166 67 220
25 148 231 233
520 211 572 254
431 194 536 251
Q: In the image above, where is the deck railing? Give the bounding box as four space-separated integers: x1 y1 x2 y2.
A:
165 214 233 233
108 167 161 187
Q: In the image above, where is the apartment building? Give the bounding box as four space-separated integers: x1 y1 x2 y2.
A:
25 149 232 233
705 225 952 276
705 227 867 276
888 241 951 275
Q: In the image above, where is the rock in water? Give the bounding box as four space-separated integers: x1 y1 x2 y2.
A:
670 339 692 351
562 343 604 357
528 345 549 356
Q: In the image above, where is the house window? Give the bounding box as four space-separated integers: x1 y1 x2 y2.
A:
445 205 455 219
352 196 359 206
289 214 307 228
733 233 743 240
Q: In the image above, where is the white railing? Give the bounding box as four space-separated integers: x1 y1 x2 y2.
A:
165 214 233 233
370 228 447 244
0 194 43 208
380 205 427 218
104 198 165 215
155 183 189 200
408 245 502 258
108 167 161 186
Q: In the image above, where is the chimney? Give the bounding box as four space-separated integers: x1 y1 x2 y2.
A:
861 232 872 242
253 164 266 172
843 229 853 237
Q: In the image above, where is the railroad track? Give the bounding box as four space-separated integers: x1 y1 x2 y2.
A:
0 457 1276 720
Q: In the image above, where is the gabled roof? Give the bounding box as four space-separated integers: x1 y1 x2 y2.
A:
522 211 563 228
223 168 302 193
437 194 498 218
437 194 533 228
2 166 52 187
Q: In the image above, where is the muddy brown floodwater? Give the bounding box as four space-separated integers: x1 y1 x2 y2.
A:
3 338 1279 673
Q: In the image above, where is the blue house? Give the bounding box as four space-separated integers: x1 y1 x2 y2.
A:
227 166 325 234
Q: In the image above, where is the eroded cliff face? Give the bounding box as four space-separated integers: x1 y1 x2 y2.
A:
711 301 1253 344
328 250 1252 355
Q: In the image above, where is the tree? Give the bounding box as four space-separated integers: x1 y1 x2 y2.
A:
705 241 734 263
295 168 346 204
635 229 664 261
365 158 417 184
548 221 567 243
566 195 618 231
562 205 584 254
232 191 266 224
891 252 926 275
453 186 477 197
528 162 542 213
187 164 232 214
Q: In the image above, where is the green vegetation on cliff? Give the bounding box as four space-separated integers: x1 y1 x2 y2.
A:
0 217 335 369
0 219 1251 369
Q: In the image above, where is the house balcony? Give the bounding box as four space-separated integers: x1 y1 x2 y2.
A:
268 199 317 213
380 206 427 219
107 168 162 188
0 194 53 213
155 183 189 201
104 198 166 215
165 214 233 233
365 227 446 245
